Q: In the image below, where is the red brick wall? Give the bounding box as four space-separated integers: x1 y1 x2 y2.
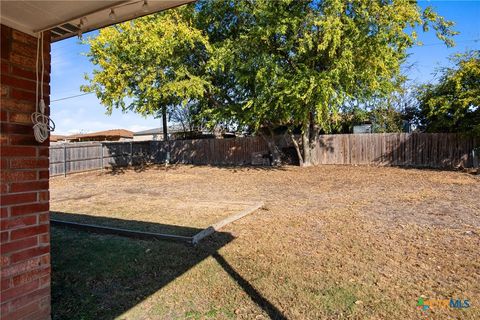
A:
1 25 51 320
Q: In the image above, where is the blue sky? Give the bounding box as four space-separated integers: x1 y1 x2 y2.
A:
50 1 480 135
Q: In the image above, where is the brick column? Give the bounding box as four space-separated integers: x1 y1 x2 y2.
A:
1 25 51 320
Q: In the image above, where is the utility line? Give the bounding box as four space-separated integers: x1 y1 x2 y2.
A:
50 92 93 102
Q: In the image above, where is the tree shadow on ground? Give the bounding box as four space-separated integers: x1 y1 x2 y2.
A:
102 163 289 176
50 212 287 320
100 138 298 174
170 163 289 172
105 163 150 175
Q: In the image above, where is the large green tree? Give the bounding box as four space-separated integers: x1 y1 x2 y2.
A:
82 7 211 117
83 0 455 166
416 50 480 134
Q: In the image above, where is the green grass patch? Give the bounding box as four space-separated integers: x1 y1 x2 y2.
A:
51 226 232 319
317 285 359 317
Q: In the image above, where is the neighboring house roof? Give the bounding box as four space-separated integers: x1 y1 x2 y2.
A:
134 126 186 136
50 135 66 142
68 129 133 140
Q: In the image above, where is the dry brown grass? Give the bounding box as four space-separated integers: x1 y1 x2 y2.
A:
50 165 480 319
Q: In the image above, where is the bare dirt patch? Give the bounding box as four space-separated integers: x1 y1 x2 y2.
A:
50 165 480 319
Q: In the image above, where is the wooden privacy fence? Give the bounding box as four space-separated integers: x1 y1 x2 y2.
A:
317 133 479 168
49 137 270 176
49 133 479 176
49 141 151 176
151 136 269 165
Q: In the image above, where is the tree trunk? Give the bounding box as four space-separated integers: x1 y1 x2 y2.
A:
162 105 168 141
289 130 303 166
260 129 282 166
299 112 320 167
307 133 319 166
161 104 170 164
301 129 313 167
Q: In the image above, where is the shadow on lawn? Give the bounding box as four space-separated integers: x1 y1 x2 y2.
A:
51 212 287 320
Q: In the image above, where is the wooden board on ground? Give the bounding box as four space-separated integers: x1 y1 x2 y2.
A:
51 201 264 245
191 201 264 245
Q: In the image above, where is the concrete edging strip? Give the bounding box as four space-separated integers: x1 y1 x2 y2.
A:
50 201 264 245
50 219 193 243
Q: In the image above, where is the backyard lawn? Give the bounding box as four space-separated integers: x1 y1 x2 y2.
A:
50 165 480 319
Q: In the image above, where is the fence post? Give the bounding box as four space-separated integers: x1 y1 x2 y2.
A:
101 143 104 172
63 145 67 177
475 137 479 169
130 142 133 166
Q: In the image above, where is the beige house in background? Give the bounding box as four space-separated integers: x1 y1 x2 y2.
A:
133 128 169 141
133 126 196 141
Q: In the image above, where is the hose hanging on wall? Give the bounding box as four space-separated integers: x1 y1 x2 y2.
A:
31 31 55 143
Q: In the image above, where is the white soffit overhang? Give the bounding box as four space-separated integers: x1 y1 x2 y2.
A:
0 0 195 42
